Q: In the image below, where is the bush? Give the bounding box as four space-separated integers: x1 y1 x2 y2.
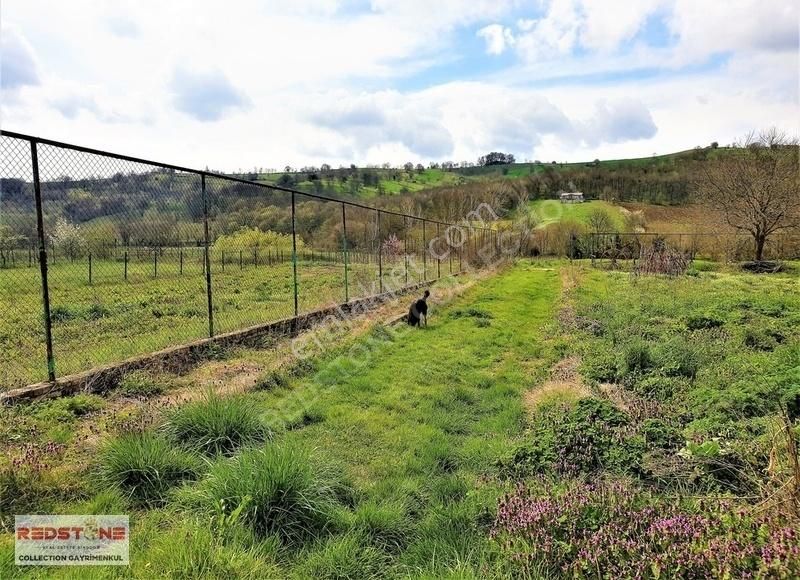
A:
503 398 644 477
97 432 201 506
631 375 688 401
166 391 270 456
641 419 683 449
192 443 347 545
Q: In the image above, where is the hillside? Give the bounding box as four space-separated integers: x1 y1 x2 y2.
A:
241 146 734 205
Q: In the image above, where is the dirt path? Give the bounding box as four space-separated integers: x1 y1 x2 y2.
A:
524 265 590 415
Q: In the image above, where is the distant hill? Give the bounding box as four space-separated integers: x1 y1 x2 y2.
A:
241 146 735 205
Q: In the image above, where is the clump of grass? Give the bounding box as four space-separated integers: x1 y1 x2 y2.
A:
449 307 493 320
97 431 201 506
49 305 79 324
34 393 105 423
256 357 317 391
117 370 166 398
85 302 110 320
654 337 698 378
138 520 282 579
743 327 784 351
192 443 347 545
686 314 724 331
296 532 389 579
353 499 412 552
166 391 270 456
617 339 653 378
285 407 325 431
256 369 289 391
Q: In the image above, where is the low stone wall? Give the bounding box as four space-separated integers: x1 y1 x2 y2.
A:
1 280 436 405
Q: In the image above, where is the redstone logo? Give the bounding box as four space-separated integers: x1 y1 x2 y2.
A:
16 526 127 541
15 515 129 566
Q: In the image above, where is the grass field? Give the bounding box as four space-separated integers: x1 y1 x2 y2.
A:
0 251 445 391
528 199 627 230
255 167 466 198
2 260 798 577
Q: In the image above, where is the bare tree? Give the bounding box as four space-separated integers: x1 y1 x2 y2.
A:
586 207 613 234
694 128 799 260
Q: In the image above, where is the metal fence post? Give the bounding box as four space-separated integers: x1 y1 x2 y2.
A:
291 191 299 317
342 203 349 303
201 173 214 337
422 220 427 281
31 139 56 382
403 216 409 286
436 222 441 279
377 210 383 293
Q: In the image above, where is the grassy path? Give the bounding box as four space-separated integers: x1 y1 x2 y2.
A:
1 263 561 579
247 263 561 576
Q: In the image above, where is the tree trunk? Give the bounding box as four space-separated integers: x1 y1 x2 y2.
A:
755 234 766 261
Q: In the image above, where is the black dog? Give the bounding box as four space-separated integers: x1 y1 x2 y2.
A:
407 290 430 327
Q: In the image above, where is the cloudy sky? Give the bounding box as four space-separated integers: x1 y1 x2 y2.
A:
1 0 797 171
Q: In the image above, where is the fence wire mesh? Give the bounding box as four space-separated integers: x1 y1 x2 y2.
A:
0 132 499 391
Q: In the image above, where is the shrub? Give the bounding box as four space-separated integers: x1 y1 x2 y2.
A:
117 370 165 398
631 375 688 401
579 346 617 383
166 391 270 456
192 443 346 545
97 432 201 506
503 398 643 477
641 419 683 450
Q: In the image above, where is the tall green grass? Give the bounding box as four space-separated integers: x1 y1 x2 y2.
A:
166 391 271 456
191 442 347 546
96 432 201 506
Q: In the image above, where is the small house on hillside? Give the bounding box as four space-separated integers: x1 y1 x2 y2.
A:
559 191 584 203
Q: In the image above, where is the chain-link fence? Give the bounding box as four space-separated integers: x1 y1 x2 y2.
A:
581 232 800 266
0 131 499 391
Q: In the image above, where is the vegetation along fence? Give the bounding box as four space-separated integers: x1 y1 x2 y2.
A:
523 227 800 263
0 131 500 391
580 232 800 265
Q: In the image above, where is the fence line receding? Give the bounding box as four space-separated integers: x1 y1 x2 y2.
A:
0 131 500 391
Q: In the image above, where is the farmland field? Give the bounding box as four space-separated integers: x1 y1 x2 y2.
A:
528 199 627 230
0 250 446 391
2 260 798 577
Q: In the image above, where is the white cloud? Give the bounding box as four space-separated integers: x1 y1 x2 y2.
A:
0 27 40 91
477 24 515 55
0 0 796 170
